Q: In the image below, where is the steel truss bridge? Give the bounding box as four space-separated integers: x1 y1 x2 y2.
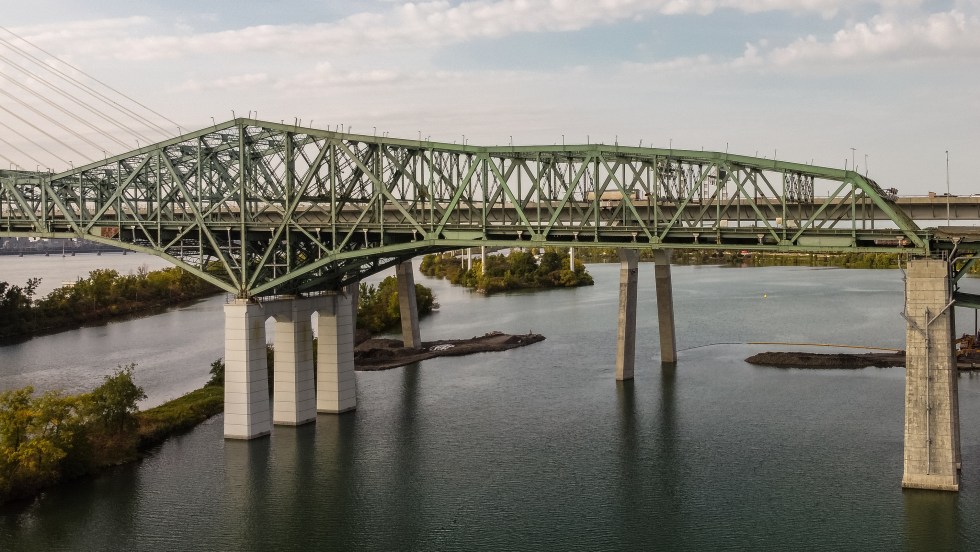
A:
0 119 976 298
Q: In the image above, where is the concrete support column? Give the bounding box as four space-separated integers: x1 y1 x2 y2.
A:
480 246 486 275
466 248 473 271
616 249 639 380
272 299 316 426
654 249 677 365
903 259 959 491
569 247 576 271
317 291 357 414
223 300 271 439
396 260 422 349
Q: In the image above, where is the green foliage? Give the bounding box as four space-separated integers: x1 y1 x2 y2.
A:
0 278 39 338
0 266 219 340
85 364 147 432
0 387 86 502
1 358 225 504
420 249 594 294
206 358 225 387
357 276 438 334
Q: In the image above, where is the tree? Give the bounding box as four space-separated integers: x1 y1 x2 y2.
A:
207 358 225 387
0 387 85 501
85 365 147 432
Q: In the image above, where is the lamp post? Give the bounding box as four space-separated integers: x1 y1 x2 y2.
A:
946 150 950 226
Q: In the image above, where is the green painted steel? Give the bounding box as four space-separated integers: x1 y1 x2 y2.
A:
0 119 944 297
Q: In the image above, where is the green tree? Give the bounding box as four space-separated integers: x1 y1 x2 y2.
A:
0 387 85 501
86 365 147 432
206 359 225 387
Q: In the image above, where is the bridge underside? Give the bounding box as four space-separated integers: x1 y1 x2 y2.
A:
0 118 944 298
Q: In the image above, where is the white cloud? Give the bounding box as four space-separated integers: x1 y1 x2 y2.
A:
745 9 980 66
173 73 269 93
10 1 911 61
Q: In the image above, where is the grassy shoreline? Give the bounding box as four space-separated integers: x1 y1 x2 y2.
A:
1 378 224 507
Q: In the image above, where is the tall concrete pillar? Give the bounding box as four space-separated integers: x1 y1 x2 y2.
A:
466 248 473 271
396 260 422 349
569 247 576 271
902 259 959 491
223 300 272 439
480 246 486 275
616 249 639 380
272 299 316 426
654 249 677 365
316 291 357 414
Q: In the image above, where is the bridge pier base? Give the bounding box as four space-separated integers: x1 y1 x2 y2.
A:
616 249 639 380
272 299 316 426
317 287 358 414
396 260 422 349
223 300 272 440
902 259 959 491
654 250 677 365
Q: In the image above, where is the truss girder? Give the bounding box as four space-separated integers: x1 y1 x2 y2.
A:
0 119 931 297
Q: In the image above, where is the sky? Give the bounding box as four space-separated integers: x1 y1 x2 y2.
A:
1 0 977 195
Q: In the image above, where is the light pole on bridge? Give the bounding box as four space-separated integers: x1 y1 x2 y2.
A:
946 150 951 226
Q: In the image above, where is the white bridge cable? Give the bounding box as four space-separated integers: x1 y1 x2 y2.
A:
0 82 109 152
0 56 149 148
0 118 70 166
0 26 178 136
0 26 179 170
0 42 163 145
0 102 90 160
0 133 56 168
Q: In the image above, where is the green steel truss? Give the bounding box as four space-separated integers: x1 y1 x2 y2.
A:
0 119 932 297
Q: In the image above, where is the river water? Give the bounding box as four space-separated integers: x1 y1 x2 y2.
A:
2 256 980 550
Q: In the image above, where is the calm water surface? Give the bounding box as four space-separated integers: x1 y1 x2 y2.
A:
2 259 980 550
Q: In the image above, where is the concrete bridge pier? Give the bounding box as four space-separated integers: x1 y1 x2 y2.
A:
317 287 358 414
616 249 639 380
223 299 273 439
902 259 960 491
272 299 316 426
654 250 677 365
396 260 422 348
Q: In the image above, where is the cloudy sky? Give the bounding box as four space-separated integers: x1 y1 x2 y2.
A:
2 0 977 194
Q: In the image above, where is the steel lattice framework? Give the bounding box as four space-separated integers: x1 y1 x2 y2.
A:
0 119 936 297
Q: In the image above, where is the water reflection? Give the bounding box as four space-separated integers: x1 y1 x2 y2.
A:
615 378 639 531
903 490 961 552
655 364 683 541
392 363 423 548
223 437 271 548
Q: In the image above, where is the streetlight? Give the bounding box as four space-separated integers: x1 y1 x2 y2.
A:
850 147 856 172
946 150 950 226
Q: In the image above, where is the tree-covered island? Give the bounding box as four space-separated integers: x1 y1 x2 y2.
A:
0 266 219 340
420 248 594 294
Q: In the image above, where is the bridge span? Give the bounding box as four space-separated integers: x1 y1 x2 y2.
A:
1 119 977 491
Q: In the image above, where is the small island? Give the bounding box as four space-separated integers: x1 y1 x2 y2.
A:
746 351 906 369
420 248 593 294
355 331 545 371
